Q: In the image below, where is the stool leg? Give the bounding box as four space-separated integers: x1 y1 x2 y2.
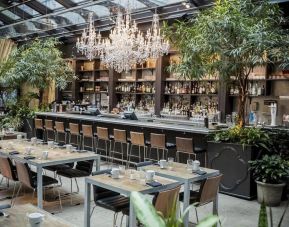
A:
121 142 124 165
138 145 141 163
157 148 159 161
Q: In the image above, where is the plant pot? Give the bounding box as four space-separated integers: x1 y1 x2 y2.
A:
208 142 259 200
21 118 34 139
256 181 286 207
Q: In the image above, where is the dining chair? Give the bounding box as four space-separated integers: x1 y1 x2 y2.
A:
13 161 62 211
0 157 18 203
55 121 67 145
110 129 128 165
176 137 196 163
95 127 111 162
44 119 55 142
81 124 95 152
34 118 44 141
56 160 94 205
179 174 223 223
127 131 147 167
90 169 129 227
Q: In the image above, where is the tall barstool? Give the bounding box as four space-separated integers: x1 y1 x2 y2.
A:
110 129 128 165
44 119 55 142
55 121 67 145
176 137 196 163
68 123 81 150
95 127 111 162
148 133 168 161
127 131 147 166
34 118 44 140
81 124 95 151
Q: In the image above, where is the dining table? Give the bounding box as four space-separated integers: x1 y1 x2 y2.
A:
84 171 180 227
0 203 75 227
0 139 100 209
141 162 220 227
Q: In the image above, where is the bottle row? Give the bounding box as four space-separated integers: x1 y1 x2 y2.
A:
229 82 265 96
165 81 218 94
115 83 155 93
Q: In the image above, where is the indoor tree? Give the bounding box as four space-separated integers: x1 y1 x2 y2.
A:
163 0 289 126
3 38 75 107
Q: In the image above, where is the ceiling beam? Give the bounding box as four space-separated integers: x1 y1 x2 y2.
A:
55 0 77 9
25 1 53 15
0 12 14 25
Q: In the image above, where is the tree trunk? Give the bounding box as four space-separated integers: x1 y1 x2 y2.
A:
39 88 44 108
238 87 247 127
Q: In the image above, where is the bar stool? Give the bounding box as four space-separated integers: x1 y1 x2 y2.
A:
176 137 196 163
81 124 95 151
95 127 111 162
110 129 128 165
127 131 147 166
147 133 176 161
34 118 44 140
55 121 67 145
44 119 55 142
68 123 81 150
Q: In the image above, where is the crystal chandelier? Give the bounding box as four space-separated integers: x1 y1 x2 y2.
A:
75 2 169 72
76 12 103 61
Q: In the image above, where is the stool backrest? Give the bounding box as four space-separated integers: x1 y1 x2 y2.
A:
55 121 65 133
150 133 165 149
154 185 181 219
97 127 109 140
75 160 94 175
44 119 54 131
0 157 17 181
130 132 144 146
176 137 193 154
69 123 80 135
113 129 127 143
82 124 93 137
34 119 43 130
199 174 223 205
15 161 33 189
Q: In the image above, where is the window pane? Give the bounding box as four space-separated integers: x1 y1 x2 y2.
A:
37 0 64 10
18 4 40 16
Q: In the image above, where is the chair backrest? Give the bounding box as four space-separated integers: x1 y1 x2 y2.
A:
0 157 17 181
82 124 93 137
69 123 80 135
199 174 223 205
92 169 119 202
44 119 54 131
34 119 43 130
130 131 145 146
113 129 127 143
75 160 94 175
15 161 33 189
55 121 65 133
97 127 109 140
176 137 193 154
150 133 166 149
154 185 181 219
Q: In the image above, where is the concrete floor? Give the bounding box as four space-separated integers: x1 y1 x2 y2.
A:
53 164 289 227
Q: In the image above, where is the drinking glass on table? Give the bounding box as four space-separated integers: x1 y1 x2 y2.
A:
119 165 126 177
168 157 174 170
187 159 193 171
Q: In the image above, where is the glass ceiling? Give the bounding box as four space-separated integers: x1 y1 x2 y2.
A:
0 0 212 42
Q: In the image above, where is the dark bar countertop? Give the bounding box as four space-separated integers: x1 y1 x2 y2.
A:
36 112 215 134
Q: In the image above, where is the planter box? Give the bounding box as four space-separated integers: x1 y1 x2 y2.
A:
21 118 34 139
208 142 259 200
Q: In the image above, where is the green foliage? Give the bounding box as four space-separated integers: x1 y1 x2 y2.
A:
131 191 219 227
211 126 271 150
258 202 268 227
249 155 289 184
2 37 75 93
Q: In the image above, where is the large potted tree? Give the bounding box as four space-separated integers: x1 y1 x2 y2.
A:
163 0 289 199
249 155 289 206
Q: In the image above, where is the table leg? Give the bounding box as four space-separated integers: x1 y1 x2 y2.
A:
37 166 43 209
84 180 91 227
213 188 219 215
95 157 100 171
183 181 190 227
129 197 136 227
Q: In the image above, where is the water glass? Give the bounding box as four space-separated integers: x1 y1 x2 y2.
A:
187 159 193 171
119 165 126 177
168 157 174 170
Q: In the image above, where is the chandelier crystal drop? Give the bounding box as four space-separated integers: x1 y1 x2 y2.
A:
75 3 170 72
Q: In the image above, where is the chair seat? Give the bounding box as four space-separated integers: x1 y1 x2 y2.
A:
96 195 129 212
194 147 206 153
44 163 74 172
57 168 90 178
179 190 200 203
31 174 58 188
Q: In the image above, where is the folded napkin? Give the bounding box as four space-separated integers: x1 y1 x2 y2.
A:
192 170 207 175
146 181 162 187
9 151 20 155
24 156 36 160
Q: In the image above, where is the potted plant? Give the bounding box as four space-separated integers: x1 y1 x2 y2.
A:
163 0 289 126
207 126 270 199
249 155 289 206
131 191 219 227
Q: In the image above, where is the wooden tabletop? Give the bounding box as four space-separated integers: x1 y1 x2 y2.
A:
0 139 98 166
141 163 219 181
86 172 179 195
0 204 75 227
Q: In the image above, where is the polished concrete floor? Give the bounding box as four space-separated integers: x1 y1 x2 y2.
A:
1 164 288 227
